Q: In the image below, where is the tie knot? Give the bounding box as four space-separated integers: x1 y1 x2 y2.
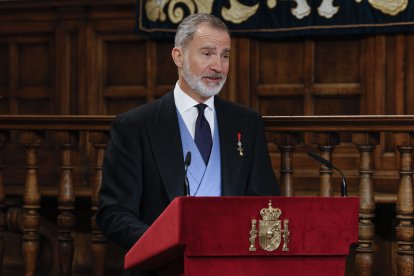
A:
195 103 208 115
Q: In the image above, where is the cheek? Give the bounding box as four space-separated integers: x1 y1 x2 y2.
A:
190 60 207 75
221 63 230 76
224 63 230 73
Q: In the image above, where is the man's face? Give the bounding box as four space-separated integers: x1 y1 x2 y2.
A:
177 24 231 101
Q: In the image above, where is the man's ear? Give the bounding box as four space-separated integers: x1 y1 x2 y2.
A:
172 47 183 68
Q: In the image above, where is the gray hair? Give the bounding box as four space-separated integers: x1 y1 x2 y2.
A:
174 13 230 48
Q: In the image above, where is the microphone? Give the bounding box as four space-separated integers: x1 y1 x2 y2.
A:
184 152 192 196
307 151 347 197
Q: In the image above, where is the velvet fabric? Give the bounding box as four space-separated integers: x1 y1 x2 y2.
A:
125 196 358 275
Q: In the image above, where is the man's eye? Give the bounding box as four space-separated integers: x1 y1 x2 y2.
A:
202 52 211 57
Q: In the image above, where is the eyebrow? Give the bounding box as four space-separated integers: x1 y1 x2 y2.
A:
199 46 231 53
200 46 217 51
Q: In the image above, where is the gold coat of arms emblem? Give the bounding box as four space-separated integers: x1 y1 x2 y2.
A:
249 200 290 252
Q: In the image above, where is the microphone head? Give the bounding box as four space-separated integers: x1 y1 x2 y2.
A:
185 151 192 166
307 151 333 169
307 151 347 197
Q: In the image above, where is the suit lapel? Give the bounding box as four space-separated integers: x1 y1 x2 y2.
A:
145 92 185 201
215 97 246 196
146 93 249 199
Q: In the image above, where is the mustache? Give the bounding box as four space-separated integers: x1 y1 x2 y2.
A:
204 73 225 80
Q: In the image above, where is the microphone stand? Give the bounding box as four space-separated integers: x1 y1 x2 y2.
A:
184 152 191 196
307 151 347 197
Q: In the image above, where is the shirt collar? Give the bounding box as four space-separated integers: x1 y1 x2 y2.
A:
173 82 215 113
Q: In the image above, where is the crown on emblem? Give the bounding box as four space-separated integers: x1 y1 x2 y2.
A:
260 200 281 221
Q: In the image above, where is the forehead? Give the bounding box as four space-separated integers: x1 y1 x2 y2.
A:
189 24 231 50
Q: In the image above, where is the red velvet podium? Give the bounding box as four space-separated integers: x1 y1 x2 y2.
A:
125 197 358 275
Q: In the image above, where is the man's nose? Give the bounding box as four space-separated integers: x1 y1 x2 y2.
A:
210 56 224 72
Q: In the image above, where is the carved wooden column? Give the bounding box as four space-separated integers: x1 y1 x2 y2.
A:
394 133 414 276
20 130 43 276
56 131 78 276
313 132 339 196
0 131 8 274
353 132 380 276
90 131 109 276
273 133 301 196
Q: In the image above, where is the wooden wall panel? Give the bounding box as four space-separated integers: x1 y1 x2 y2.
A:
18 41 51 86
86 18 141 115
154 41 177 96
251 38 364 117
105 40 146 86
88 26 177 115
314 39 361 83
68 31 82 115
54 23 84 116
258 41 305 84
406 35 414 115
260 96 304 116
364 36 386 115
96 35 177 115
384 35 405 115
250 37 367 186
102 36 149 115
314 96 361 115
251 40 306 115
313 39 362 115
0 43 9 114
155 42 177 84
0 34 55 115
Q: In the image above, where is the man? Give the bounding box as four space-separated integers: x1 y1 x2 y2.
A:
96 13 279 275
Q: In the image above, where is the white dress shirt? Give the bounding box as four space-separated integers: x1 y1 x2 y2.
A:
173 83 215 139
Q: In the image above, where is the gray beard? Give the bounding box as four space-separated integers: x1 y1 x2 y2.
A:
182 58 226 98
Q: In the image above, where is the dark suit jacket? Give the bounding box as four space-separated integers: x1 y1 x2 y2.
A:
96 91 279 274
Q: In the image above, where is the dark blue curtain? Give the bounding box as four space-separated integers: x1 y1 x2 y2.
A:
136 0 414 38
